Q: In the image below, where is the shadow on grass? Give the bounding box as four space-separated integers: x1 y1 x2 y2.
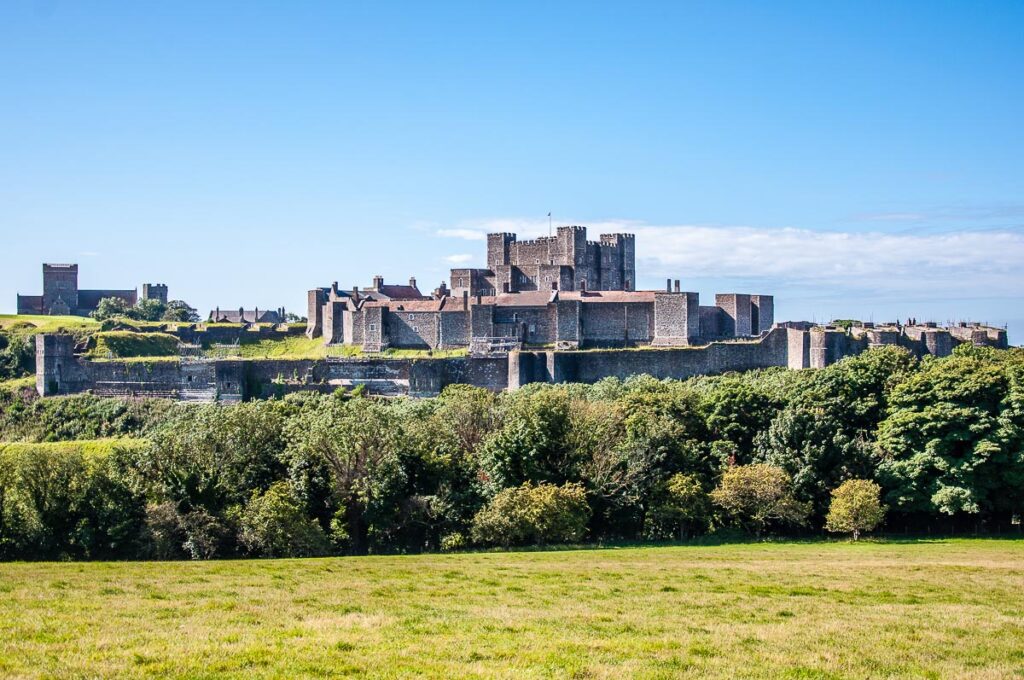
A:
450 531 1024 557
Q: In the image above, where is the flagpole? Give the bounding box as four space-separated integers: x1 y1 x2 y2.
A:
548 212 552 237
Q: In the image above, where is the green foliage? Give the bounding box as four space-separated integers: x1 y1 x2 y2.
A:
0 393 177 443
91 297 134 321
754 347 918 518
643 473 711 539
162 300 200 323
283 397 407 554
3 346 1024 561
88 331 180 358
479 387 576 492
0 440 149 559
471 481 591 546
711 464 811 536
0 332 35 381
235 482 329 557
876 352 1024 517
92 297 197 323
825 479 886 539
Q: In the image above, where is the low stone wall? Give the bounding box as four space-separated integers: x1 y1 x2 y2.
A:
512 327 790 387
35 320 1010 402
37 336 509 401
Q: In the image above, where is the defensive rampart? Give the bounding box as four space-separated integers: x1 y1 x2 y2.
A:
35 320 1009 402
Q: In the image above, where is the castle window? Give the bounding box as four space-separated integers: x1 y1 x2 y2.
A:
368 324 377 332
409 313 415 320
412 326 419 333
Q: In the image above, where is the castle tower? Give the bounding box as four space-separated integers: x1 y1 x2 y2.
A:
486 233 515 269
42 264 79 315
142 283 169 304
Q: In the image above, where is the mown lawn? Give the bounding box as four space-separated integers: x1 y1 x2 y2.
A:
0 540 1022 679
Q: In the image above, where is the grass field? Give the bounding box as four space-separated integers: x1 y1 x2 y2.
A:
1 540 1022 678
0 314 98 337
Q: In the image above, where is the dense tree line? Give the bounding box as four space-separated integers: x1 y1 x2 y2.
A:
92 297 200 323
1 345 1022 560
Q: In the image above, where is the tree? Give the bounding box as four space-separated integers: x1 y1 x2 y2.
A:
133 298 167 321
754 347 917 520
471 481 591 547
824 479 886 540
644 473 711 539
876 354 1013 518
162 300 200 323
236 482 329 557
91 297 133 320
711 464 810 536
478 387 576 492
283 398 407 554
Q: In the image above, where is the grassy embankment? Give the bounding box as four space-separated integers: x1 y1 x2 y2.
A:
0 314 98 337
232 335 468 360
0 437 147 458
0 539 1021 678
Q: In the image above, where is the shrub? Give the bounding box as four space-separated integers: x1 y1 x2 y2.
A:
236 482 329 558
178 508 228 560
440 532 467 552
471 482 591 547
825 479 886 540
644 473 711 540
711 464 810 536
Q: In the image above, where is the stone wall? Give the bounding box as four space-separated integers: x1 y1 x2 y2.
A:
386 309 439 348
716 294 752 337
513 327 790 386
439 311 471 348
582 301 653 345
653 292 697 345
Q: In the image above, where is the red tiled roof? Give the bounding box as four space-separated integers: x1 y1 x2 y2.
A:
493 291 557 307
377 285 427 300
558 290 656 303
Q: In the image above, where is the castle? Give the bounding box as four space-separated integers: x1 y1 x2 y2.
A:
17 263 167 316
305 226 773 352
26 225 1010 401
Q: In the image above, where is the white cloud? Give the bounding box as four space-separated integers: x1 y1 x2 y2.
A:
435 218 1024 297
444 253 473 264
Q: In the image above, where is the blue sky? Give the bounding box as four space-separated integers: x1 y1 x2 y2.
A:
2 2 1023 340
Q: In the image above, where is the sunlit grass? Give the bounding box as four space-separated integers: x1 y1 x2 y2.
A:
0 376 35 394
0 314 98 336
0 539 1021 678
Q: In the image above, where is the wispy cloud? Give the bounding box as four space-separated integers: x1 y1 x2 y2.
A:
435 218 1024 297
851 203 1024 223
444 253 474 264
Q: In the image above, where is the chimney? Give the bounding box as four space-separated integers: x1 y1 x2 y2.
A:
666 278 672 292
674 280 680 293
409 276 417 289
331 281 339 296
373 275 383 290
